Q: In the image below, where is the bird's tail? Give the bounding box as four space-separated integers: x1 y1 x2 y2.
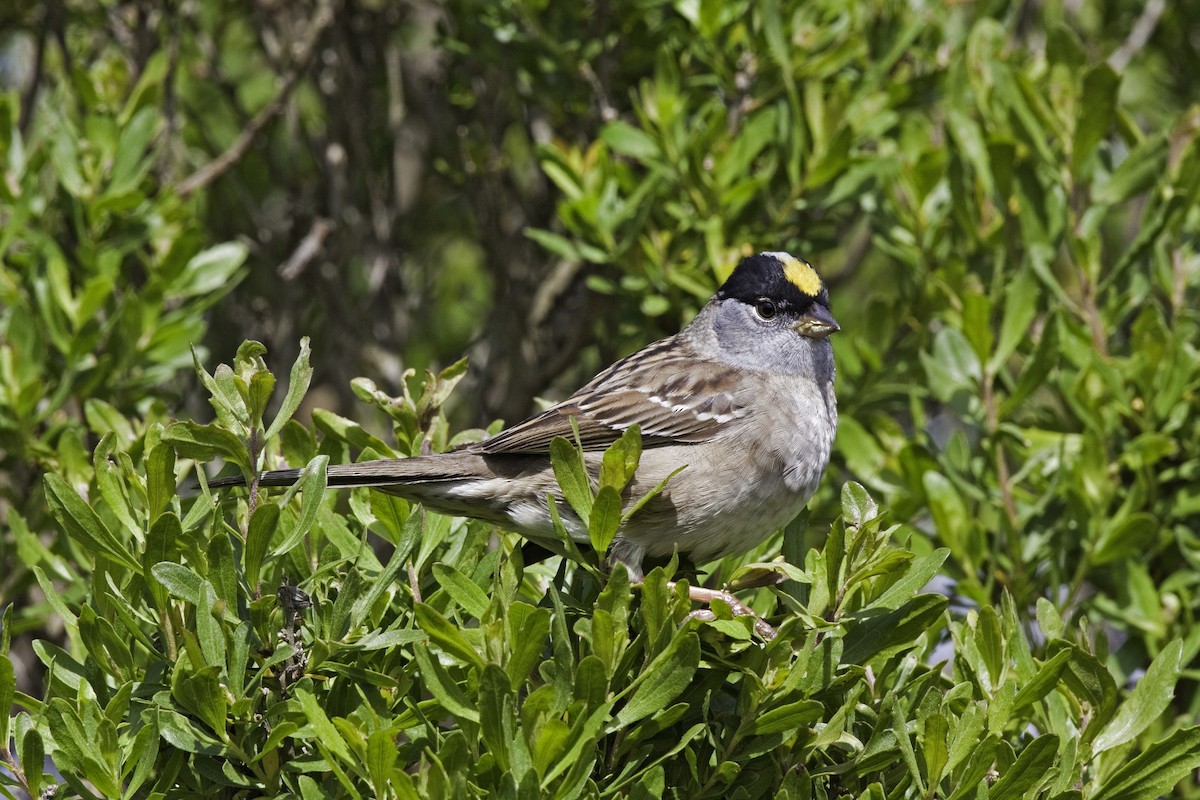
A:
206 454 478 492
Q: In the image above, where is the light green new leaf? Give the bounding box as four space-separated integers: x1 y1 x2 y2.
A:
588 486 623 556
599 424 642 491
841 481 879 527
550 435 593 526
264 337 314 441
601 121 661 162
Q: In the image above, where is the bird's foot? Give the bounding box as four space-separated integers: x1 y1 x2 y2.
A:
670 582 777 641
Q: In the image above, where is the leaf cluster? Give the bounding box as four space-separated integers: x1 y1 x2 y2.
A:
4 344 1200 798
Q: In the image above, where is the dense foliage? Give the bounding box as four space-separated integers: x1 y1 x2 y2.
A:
2 0 1199 797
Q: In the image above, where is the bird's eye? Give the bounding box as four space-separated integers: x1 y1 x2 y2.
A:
755 299 777 320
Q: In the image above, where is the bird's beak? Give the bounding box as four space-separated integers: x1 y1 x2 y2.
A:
793 304 840 339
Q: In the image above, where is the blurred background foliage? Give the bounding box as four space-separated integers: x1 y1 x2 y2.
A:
1 0 1200 795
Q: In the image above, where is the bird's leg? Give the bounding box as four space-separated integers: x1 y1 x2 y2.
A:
669 582 778 641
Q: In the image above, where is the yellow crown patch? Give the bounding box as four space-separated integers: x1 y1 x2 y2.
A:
779 255 822 296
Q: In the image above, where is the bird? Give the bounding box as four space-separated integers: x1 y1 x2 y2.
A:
211 252 838 596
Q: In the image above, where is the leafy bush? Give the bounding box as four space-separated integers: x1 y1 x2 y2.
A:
3 0 1200 797
3 343 1200 798
0 56 246 665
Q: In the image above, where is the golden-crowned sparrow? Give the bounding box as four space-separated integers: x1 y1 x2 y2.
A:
212 252 838 583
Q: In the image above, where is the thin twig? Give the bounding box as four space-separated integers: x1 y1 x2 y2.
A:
176 0 336 197
1108 0 1166 72
278 218 333 279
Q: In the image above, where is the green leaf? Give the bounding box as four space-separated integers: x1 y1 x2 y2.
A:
1093 639 1184 754
162 421 251 472
1091 727 1200 800
43 699 121 798
246 370 275 430
921 712 950 786
988 735 1059 800
841 481 879 527
843 595 948 664
253 721 300 763
588 486 623 556
155 707 227 756
177 241 248 298
989 268 1039 373
271 455 330 555
961 291 994 365
479 664 513 771
412 644 479 722
613 631 699 729
1094 133 1167 205
624 465 686 523
1092 512 1157 566
350 512 421 630
1012 648 1073 713
43 473 140 572
432 563 490 619
21 726 44 799
151 562 206 606
106 107 156 194
507 605 552 689
976 606 1005 686
171 665 228 736
145 441 176 524
599 425 642 491
922 472 970 560
296 687 354 765
921 327 981 401
414 602 485 671
871 549 950 611
0 656 13 748
1071 64 1120 175
745 700 823 736
244 503 279 593
1049 641 1119 737
264 337 314 441
600 121 660 161
550 436 593 524
366 729 398 796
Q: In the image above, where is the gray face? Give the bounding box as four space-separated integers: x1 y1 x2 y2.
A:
703 297 836 383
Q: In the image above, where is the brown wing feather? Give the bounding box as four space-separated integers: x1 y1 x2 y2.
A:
471 336 748 455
